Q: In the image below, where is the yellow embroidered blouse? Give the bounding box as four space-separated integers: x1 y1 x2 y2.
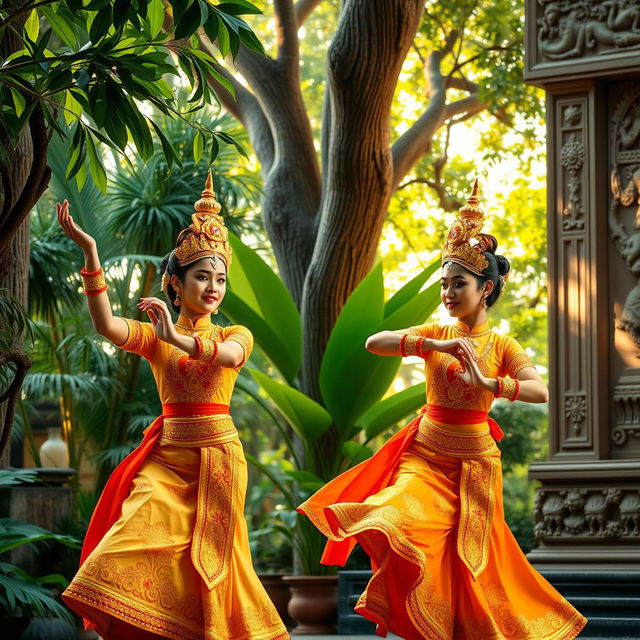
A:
403 320 534 412
115 314 253 405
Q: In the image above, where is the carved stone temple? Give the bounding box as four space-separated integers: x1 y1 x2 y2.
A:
525 0 640 635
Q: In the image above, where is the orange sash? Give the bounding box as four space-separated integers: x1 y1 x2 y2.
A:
298 404 503 568
79 402 230 567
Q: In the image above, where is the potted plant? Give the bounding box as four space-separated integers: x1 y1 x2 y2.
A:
222 235 440 633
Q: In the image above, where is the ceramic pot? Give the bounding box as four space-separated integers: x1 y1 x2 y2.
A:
282 575 338 635
39 428 69 468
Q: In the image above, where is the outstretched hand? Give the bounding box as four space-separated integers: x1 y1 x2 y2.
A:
56 200 96 253
137 297 177 344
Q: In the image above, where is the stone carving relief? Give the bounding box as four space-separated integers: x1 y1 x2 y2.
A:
537 0 640 62
610 87 640 345
560 103 586 230
534 487 640 541
613 380 640 446
564 392 587 435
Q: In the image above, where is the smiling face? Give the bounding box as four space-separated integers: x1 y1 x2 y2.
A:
440 261 492 318
171 255 227 317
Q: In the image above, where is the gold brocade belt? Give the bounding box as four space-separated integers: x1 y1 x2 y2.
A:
414 417 500 579
160 415 240 590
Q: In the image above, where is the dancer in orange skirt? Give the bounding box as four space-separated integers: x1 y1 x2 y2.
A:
298 181 587 640
59 173 288 640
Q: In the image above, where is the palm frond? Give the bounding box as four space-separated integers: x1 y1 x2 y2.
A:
29 209 83 320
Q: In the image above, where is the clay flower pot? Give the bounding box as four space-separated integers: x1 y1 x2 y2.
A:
282 575 338 635
258 573 294 628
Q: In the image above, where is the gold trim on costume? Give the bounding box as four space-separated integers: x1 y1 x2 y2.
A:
458 457 499 578
506 351 535 377
161 415 236 447
192 444 238 590
415 420 497 458
117 318 144 352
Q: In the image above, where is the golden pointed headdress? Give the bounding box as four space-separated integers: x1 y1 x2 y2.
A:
162 171 232 295
441 178 493 275
174 170 232 267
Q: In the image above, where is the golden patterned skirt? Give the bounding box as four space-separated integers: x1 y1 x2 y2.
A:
316 420 587 640
63 415 289 640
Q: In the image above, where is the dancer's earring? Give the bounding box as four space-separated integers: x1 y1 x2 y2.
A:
481 296 487 309
213 308 219 315
175 294 181 306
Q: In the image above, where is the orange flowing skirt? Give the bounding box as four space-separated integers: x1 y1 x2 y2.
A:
301 419 587 640
63 415 288 640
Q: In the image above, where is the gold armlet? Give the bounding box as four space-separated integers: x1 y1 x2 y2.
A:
81 267 107 295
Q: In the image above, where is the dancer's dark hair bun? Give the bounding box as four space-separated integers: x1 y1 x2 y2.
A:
478 238 511 308
160 250 187 313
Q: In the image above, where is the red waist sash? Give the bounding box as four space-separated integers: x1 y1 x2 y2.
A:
79 402 230 566
425 404 504 442
298 403 503 567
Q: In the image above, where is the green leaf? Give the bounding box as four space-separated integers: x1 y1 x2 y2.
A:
360 383 425 440
40 7 77 48
221 290 296 384
217 19 230 56
249 369 332 443
65 123 86 181
226 233 301 382
379 280 440 332
193 130 205 165
10 89 25 118
175 0 205 39
385 258 440 317
25 9 39 42
89 4 112 42
86 134 107 193
147 0 165 38
63 90 82 126
342 441 373 467
203 9 220 43
217 1 262 16
319 263 385 430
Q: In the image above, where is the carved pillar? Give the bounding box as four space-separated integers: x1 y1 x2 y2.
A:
525 0 640 570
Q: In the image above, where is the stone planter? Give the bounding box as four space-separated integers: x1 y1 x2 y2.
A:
282 575 338 635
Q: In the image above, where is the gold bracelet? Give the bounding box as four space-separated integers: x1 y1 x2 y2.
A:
403 334 424 357
497 376 518 401
81 267 107 295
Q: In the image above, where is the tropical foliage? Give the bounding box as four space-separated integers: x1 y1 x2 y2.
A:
0 0 261 189
0 470 80 623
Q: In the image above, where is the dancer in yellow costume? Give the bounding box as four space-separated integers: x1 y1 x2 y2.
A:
299 181 587 640
59 173 289 640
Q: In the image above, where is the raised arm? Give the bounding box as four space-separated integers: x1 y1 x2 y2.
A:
57 200 129 345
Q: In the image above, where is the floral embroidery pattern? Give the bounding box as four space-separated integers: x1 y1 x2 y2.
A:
458 457 499 578
415 420 497 457
505 351 535 377
77 522 202 623
192 443 238 589
454 581 587 640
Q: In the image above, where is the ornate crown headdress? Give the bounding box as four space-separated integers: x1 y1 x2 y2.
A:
162 170 232 294
441 178 493 276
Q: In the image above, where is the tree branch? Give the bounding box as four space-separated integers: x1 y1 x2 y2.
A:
0 350 31 461
295 0 324 28
391 31 459 189
199 37 275 170
0 105 51 258
274 0 299 68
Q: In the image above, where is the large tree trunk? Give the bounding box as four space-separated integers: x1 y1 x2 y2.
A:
0 6 49 466
300 0 423 400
